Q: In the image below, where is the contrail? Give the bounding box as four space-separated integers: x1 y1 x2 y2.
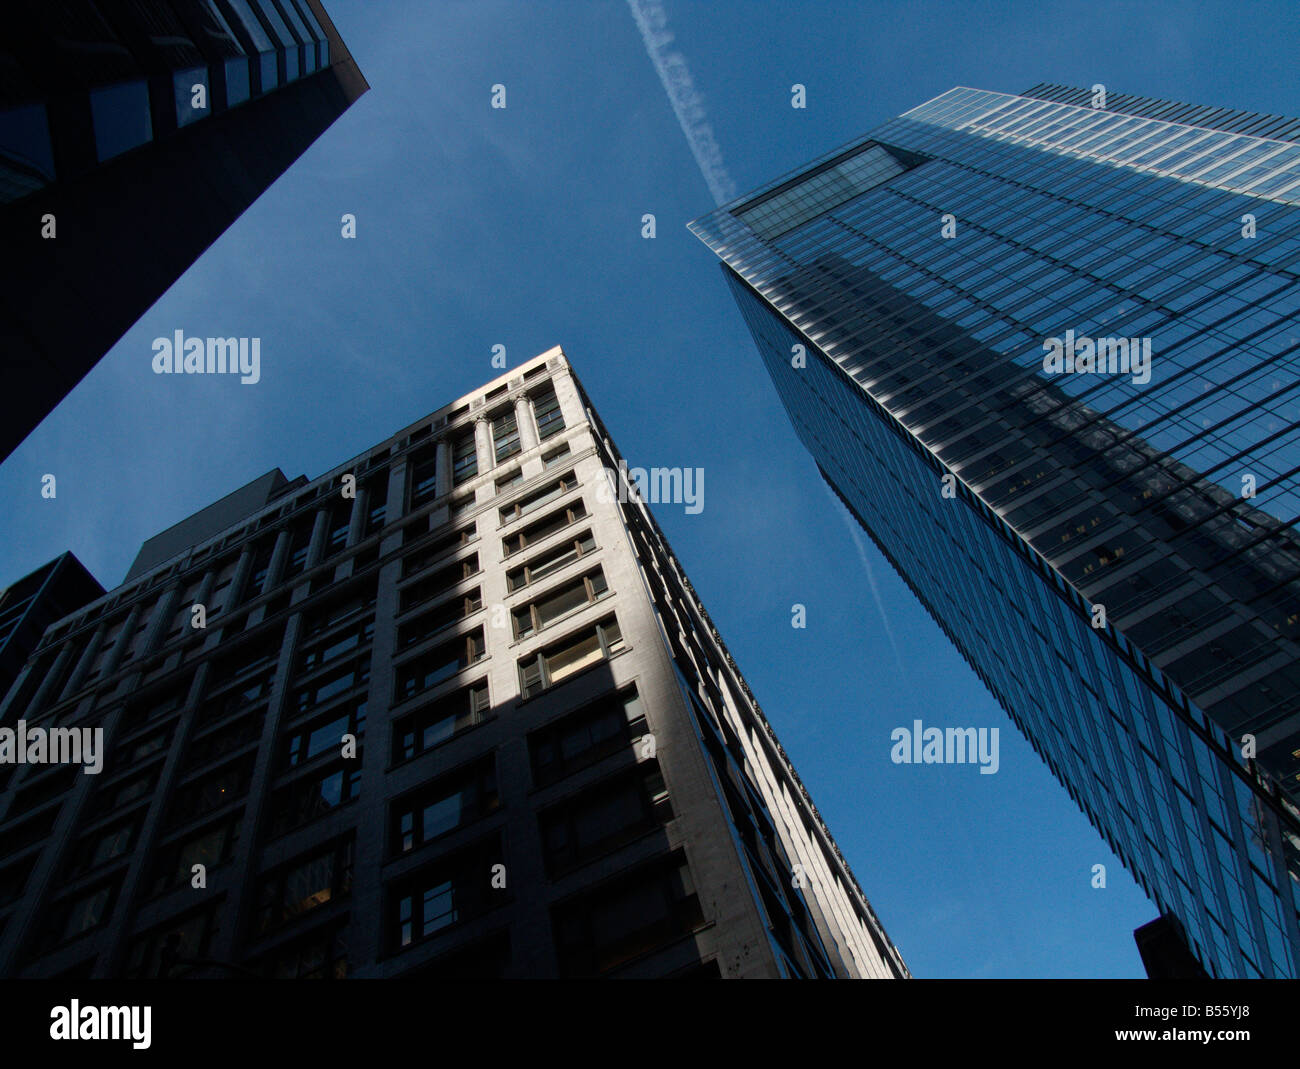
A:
825 483 907 678
626 0 737 207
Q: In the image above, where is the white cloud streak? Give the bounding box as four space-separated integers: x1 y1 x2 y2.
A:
825 483 906 678
626 0 737 206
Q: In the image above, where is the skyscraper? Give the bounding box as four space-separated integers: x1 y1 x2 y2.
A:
0 347 908 979
0 554 104 713
691 84 1300 978
0 0 367 461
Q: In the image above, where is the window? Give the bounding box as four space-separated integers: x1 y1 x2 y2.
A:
303 582 378 637
151 814 241 894
492 409 520 463
174 66 209 127
250 0 294 46
213 630 283 684
529 687 646 787
278 0 314 45
0 103 55 196
289 0 328 41
512 568 608 638
0 808 59 861
540 762 672 875
13 767 76 813
123 681 189 729
388 834 504 950
501 499 588 556
408 445 438 507
391 757 499 855
551 852 703 976
531 386 565 439
402 524 475 578
89 80 152 162
364 475 388 535
0 855 35 908
165 755 255 828
519 616 623 698
394 682 491 762
256 837 354 936
226 0 274 51
397 588 482 648
395 629 486 700
499 473 578 524
124 903 222 979
166 579 204 642
267 763 362 838
65 819 138 878
283 523 313 579
208 559 237 614
542 443 571 470
183 709 265 771
734 141 912 241
452 433 478 485
281 700 367 768
245 539 275 599
326 504 351 554
115 723 173 766
399 554 478 613
507 530 595 591
298 618 374 672
224 55 251 106
97 766 162 813
203 669 274 720
46 879 120 947
495 468 523 492
292 657 370 712
257 922 347 979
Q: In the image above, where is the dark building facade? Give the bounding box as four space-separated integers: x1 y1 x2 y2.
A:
0 349 908 979
0 0 367 461
691 84 1300 978
0 553 104 712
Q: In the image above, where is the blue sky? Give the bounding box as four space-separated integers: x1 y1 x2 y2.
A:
4 0 1299 977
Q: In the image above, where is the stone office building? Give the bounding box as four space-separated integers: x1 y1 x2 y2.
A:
0 347 908 979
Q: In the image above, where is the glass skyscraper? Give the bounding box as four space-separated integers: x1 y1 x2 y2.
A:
691 83 1300 978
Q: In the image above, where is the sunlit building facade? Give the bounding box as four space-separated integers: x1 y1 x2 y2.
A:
691 83 1300 978
0 348 908 979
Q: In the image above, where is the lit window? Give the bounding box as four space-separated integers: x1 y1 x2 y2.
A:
512 568 608 638
519 616 623 697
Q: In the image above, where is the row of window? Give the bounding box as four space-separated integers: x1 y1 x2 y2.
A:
10 495 615 875
43 680 647 917
32 400 573 707
89 0 330 165
35 679 685 977
404 385 566 508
